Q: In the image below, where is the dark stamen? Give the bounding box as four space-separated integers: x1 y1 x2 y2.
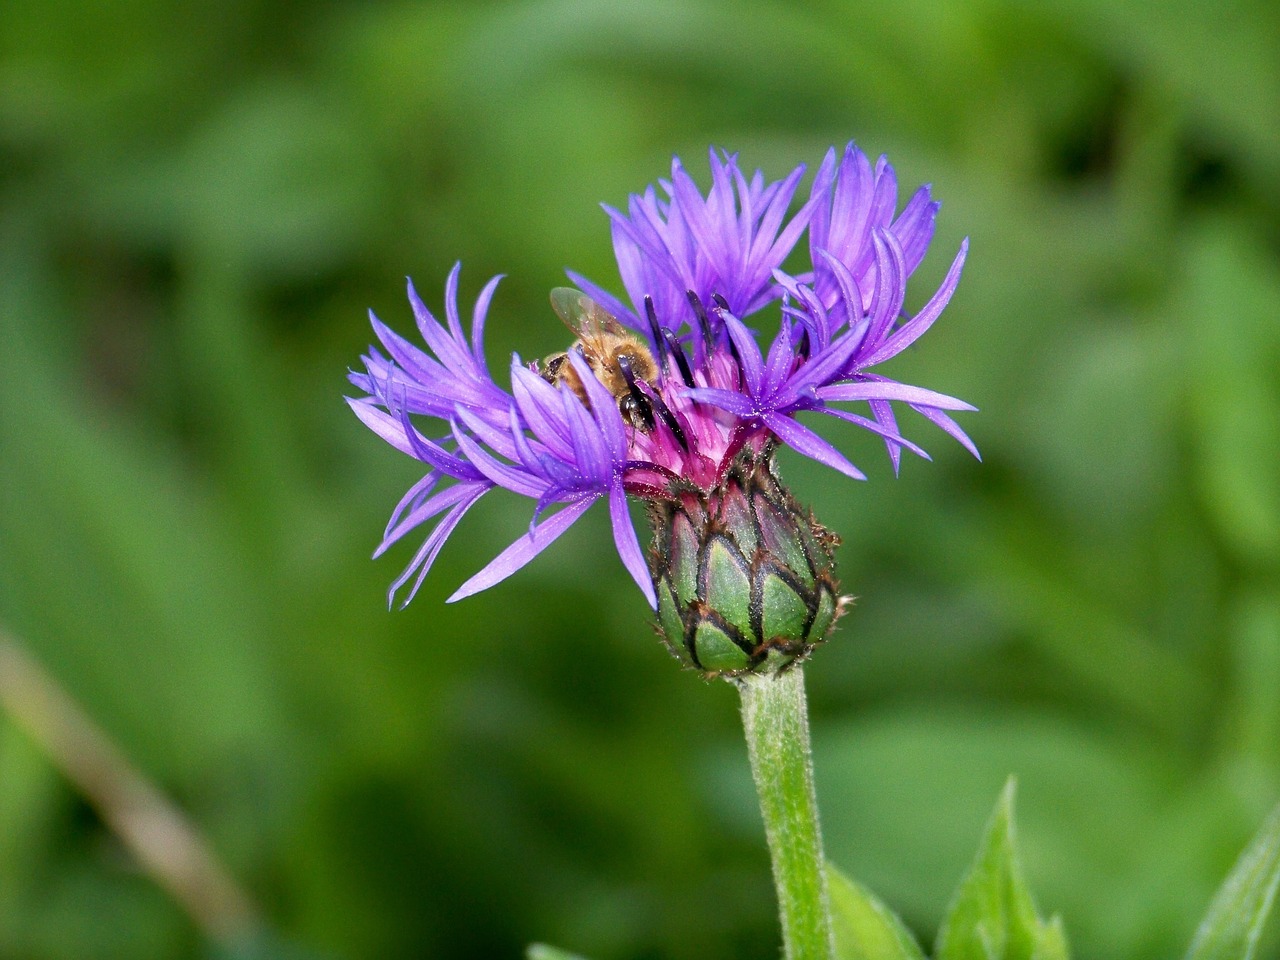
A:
709 294 745 380
616 355 656 431
643 296 667 368
687 291 714 355
796 326 811 359
662 329 696 388
645 389 689 452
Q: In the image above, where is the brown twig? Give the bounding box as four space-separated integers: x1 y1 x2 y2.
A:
0 626 260 945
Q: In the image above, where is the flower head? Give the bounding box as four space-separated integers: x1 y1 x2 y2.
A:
349 143 977 664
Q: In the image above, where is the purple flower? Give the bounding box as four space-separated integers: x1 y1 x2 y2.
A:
567 149 815 339
349 143 976 609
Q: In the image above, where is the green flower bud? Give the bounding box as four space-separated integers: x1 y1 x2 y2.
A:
647 449 848 678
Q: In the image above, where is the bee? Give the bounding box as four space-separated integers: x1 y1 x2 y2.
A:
541 287 659 431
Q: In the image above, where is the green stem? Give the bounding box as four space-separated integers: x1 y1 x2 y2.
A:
737 666 833 960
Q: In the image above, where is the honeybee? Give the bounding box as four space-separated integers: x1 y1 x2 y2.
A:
541 288 659 430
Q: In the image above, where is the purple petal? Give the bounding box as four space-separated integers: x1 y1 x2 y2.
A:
407 279 471 375
862 238 968 367
558 388 611 483
818 380 977 410
567 350 626 457
511 364 575 460
387 483 488 609
911 404 981 460
683 386 756 417
447 496 598 602
507 403 551 481
820 405 930 462
869 155 898 231
383 471 439 537
763 412 866 481
378 479 486 558
399 405 483 479
729 156 755 253
347 396 416 456
806 147 838 253
452 421 546 497
609 485 657 608
762 321 796 398
816 248 866 335
671 159 724 271
773 272 832 352
754 163 808 266
822 145 874 275
441 262 468 348
778 319 867 404
864 230 906 350
605 214 669 319
369 312 443 387
891 185 938 274
453 402 521 462
720 312 764 396
703 151 739 268
868 398 904 475
470 273 503 373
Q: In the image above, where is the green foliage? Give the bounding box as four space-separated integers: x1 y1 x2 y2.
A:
828 782 1071 960
826 783 1280 960
527 945 593 960
827 862 926 960
933 781 1065 960
1184 801 1280 960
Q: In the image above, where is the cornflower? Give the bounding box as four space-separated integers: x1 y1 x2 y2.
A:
348 142 975 675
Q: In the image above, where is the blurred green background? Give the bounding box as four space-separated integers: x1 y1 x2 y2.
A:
2 0 1278 957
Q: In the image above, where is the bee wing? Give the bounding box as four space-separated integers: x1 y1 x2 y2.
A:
549 287 628 341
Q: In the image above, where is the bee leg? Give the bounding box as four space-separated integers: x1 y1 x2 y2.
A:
541 354 567 384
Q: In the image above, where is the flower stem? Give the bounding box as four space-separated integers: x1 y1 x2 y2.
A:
737 666 833 960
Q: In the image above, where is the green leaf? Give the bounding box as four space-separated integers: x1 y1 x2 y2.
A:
525 944 592 960
1030 916 1070 960
826 861 926 960
1183 801 1280 960
934 779 1063 960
